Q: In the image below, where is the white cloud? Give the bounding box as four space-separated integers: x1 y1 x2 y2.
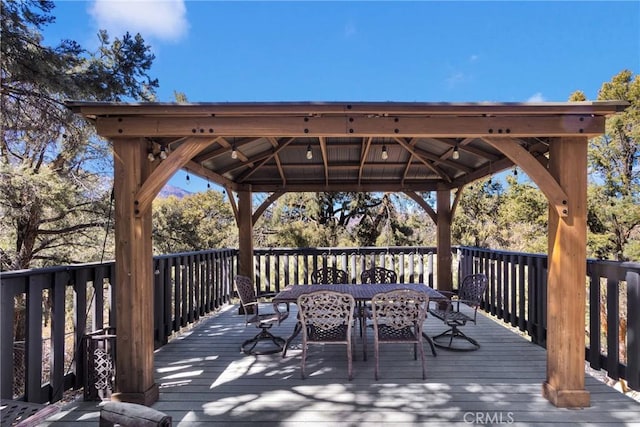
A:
527 92 545 102
469 54 479 62
89 0 188 43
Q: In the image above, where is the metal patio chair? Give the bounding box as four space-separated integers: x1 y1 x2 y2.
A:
235 275 289 355
371 289 428 380
361 267 397 284
310 266 349 284
428 273 488 351
297 290 356 380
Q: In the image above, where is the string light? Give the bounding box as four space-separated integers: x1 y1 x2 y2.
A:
231 145 238 159
159 146 168 160
147 152 155 162
452 145 460 160
186 173 191 185
381 145 388 160
306 144 313 160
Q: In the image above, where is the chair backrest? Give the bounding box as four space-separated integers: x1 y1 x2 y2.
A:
361 267 397 284
371 289 428 329
297 290 355 334
234 275 257 307
458 274 488 308
311 267 349 284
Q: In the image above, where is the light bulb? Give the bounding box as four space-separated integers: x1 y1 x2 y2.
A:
306 145 313 160
381 145 388 160
147 152 155 162
159 147 167 160
231 147 238 159
452 147 460 160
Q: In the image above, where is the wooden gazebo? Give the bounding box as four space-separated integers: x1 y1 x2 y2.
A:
68 100 627 408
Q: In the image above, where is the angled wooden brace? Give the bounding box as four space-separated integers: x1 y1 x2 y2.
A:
482 137 569 217
134 137 215 216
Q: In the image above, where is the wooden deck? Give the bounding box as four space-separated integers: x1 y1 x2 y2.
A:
44 303 640 426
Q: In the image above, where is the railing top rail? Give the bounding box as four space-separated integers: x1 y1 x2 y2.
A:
254 246 437 253
1 248 238 278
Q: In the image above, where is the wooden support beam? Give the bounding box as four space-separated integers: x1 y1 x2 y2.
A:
184 160 237 190
482 137 569 217
237 190 254 279
112 138 158 405
436 189 453 292
403 191 437 225
236 137 296 183
542 136 590 408
394 137 452 182
249 181 439 193
319 137 329 186
225 186 239 226
358 137 374 185
96 114 606 138
134 138 215 216
253 191 284 225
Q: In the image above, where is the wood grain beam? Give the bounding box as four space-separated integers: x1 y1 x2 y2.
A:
226 187 239 226
394 137 452 182
249 181 439 193
253 191 285 225
319 137 329 186
268 137 286 187
482 137 569 217
236 137 296 183
403 191 437 224
134 137 215 216
95 114 607 138
358 137 374 185
184 160 236 190
543 136 590 408
401 138 418 187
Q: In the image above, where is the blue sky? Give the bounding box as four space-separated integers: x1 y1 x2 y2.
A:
45 0 639 192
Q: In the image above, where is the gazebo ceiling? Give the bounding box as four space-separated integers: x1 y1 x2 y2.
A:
67 101 627 193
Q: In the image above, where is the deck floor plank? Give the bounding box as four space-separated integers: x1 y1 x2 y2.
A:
44 304 640 426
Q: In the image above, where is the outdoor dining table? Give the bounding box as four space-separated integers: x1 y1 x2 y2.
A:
272 283 446 358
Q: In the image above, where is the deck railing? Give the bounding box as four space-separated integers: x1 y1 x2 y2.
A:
1 245 637 404
0 249 237 404
457 246 640 391
252 246 438 292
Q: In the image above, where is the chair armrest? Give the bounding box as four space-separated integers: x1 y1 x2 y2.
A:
435 290 457 299
272 300 290 315
455 298 482 310
243 301 259 310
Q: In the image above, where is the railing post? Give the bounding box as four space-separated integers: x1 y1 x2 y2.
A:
625 262 640 390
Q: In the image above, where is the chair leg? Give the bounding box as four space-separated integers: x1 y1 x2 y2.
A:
362 314 367 362
432 325 480 351
300 343 307 379
374 338 380 381
418 339 427 380
347 340 353 381
241 326 286 355
422 333 437 357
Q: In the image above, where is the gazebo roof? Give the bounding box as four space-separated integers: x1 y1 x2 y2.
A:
67 101 627 193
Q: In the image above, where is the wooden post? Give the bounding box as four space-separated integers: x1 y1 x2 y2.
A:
111 138 159 406
237 189 254 280
542 136 590 408
436 189 453 292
